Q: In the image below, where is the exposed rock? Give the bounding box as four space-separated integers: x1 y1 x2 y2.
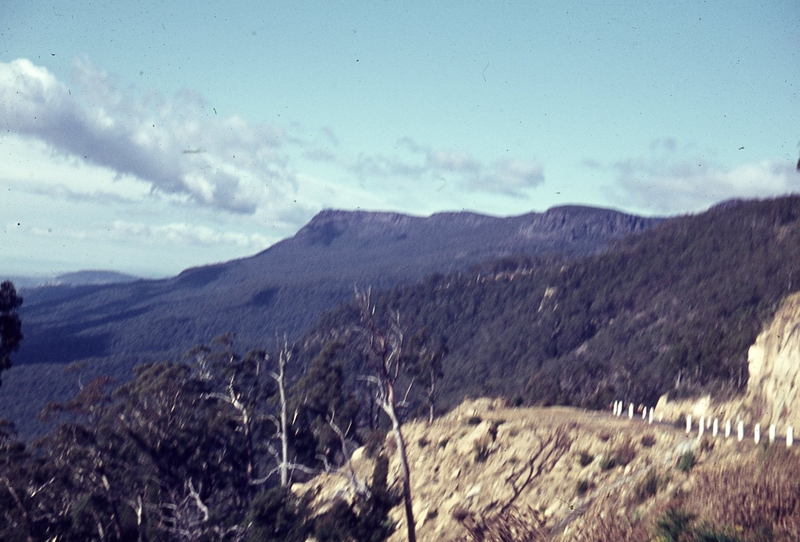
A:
456 420 497 457
746 291 800 428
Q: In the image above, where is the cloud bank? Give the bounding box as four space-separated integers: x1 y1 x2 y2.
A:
27 220 271 249
602 140 797 214
1 58 290 214
350 137 544 197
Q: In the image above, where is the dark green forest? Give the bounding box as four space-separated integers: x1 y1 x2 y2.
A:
2 195 800 540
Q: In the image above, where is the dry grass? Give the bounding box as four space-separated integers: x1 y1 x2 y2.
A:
569 502 651 542
454 505 549 542
681 446 800 539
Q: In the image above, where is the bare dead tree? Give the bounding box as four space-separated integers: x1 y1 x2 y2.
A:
267 337 292 488
355 288 417 542
326 410 370 499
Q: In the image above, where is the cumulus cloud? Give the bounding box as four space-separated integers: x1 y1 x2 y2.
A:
607 140 797 213
0 57 291 214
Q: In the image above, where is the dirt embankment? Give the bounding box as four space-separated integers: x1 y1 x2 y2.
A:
297 396 780 541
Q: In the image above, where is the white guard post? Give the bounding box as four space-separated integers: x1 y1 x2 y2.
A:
738 421 744 442
754 424 761 445
712 418 718 437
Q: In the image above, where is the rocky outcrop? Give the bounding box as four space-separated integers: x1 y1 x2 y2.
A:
746 292 800 428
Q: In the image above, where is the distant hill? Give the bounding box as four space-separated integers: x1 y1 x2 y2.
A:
4 270 139 289
49 270 140 286
2 205 662 437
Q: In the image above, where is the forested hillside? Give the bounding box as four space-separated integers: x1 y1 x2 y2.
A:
299 196 800 413
3 205 660 438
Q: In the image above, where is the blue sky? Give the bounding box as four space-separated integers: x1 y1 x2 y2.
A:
1 1 798 278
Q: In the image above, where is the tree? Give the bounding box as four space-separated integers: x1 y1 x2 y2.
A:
405 328 447 425
0 281 23 386
355 289 417 542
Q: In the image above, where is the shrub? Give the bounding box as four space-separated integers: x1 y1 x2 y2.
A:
632 470 660 503
656 507 695 542
599 455 616 470
246 488 310 542
677 451 696 472
576 478 594 496
578 451 594 467
572 509 651 542
466 415 483 426
363 429 386 458
615 439 637 467
474 441 491 463
640 433 657 447
692 524 744 542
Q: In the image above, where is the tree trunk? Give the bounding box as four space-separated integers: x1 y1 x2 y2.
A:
383 394 416 542
278 351 289 488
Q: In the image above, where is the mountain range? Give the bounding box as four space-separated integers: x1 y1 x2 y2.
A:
2 205 662 437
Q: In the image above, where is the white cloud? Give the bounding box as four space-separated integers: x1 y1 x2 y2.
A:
0 58 292 214
607 141 798 213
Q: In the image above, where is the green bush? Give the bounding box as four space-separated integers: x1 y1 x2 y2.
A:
632 470 660 503
677 451 696 472
656 507 695 542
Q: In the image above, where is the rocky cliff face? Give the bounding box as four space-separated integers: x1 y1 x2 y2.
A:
746 291 800 428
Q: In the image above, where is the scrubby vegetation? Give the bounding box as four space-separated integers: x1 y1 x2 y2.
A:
301 196 800 415
571 445 800 542
0 335 402 541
